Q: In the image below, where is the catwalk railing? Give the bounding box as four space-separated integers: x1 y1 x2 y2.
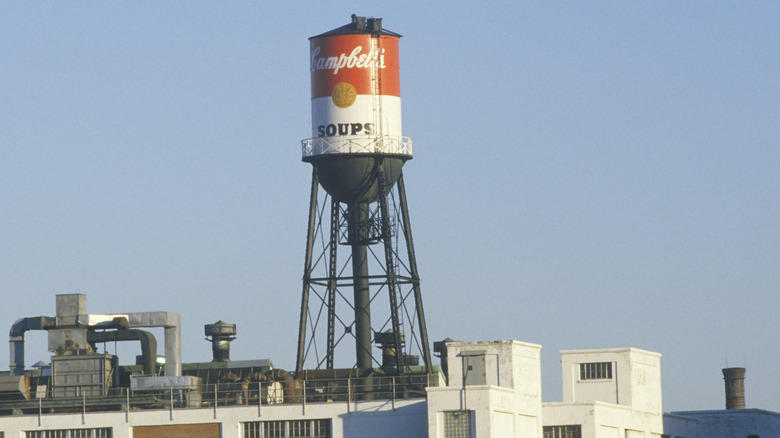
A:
0 373 437 417
301 136 412 158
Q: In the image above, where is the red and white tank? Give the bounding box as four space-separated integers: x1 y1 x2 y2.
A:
303 16 411 159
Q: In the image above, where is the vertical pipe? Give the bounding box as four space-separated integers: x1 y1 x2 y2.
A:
348 376 352 412
326 199 340 369
10 338 24 376
350 203 373 369
170 386 175 419
213 383 218 418
392 376 396 410
164 326 181 377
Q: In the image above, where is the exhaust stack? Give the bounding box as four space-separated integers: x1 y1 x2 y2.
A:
722 367 746 409
204 321 236 362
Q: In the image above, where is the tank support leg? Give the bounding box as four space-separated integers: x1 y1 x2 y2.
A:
397 174 433 373
376 158 405 374
296 168 319 375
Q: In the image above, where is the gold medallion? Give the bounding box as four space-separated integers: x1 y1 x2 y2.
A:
331 82 357 108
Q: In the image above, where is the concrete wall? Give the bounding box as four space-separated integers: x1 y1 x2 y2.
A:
561 348 662 415
0 398 428 438
663 412 698 438
543 401 666 438
427 340 542 438
671 409 780 438
545 348 665 438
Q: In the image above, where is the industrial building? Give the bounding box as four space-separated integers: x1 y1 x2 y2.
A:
2 15 777 438
0 293 778 437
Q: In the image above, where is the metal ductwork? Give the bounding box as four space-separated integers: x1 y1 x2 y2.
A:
9 316 57 375
723 367 746 409
124 312 181 377
88 329 157 375
7 295 182 377
63 312 180 376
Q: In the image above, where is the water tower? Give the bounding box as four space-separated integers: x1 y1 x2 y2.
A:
296 15 432 375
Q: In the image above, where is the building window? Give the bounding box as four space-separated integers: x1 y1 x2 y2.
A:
242 420 331 438
579 362 612 380
543 425 581 438
443 410 473 438
25 429 112 438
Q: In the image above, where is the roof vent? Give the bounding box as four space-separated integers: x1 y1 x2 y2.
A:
204 321 237 362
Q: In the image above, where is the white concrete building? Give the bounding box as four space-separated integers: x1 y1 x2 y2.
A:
426 340 543 437
542 348 668 438
2 333 778 437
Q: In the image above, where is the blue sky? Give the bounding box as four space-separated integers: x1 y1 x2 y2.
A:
2 2 778 412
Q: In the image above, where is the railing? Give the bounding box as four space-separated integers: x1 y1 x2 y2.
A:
0 373 436 417
301 136 412 158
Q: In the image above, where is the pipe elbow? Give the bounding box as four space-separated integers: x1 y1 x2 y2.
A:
10 316 56 337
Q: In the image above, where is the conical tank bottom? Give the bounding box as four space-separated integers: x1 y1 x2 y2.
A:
309 155 407 204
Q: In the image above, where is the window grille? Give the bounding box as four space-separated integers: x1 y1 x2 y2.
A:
265 421 285 438
443 410 473 438
25 429 112 438
579 362 613 380
543 425 582 438
288 420 310 438
242 419 331 438
310 420 330 438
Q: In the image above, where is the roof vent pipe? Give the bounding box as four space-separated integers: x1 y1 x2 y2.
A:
723 367 746 409
204 321 236 362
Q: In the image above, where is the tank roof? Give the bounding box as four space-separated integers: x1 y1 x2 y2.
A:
310 14 402 39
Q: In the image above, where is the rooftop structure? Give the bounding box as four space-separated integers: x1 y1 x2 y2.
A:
0 293 778 437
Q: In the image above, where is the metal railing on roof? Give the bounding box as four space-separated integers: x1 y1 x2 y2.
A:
0 373 437 418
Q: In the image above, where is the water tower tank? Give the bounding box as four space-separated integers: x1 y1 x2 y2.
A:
302 15 411 204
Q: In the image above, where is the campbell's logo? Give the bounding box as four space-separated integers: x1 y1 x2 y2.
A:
311 46 386 75
331 82 357 108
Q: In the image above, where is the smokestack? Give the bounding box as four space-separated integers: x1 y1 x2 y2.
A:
722 367 746 409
